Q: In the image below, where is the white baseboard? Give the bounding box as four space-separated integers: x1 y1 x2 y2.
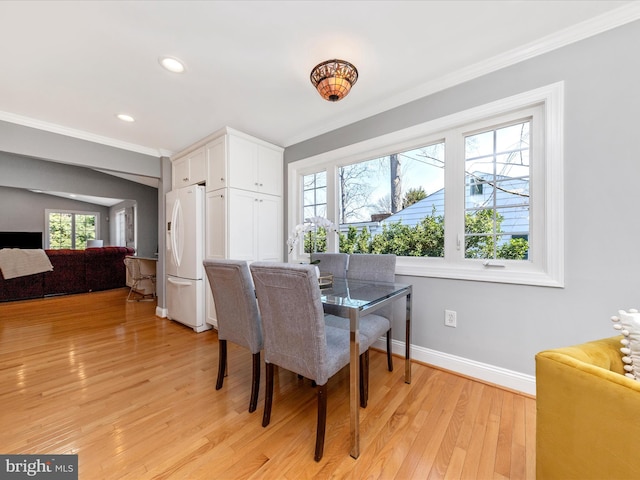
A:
373 338 536 396
152 309 535 395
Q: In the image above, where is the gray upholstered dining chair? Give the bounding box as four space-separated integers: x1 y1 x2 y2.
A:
249 261 378 461
203 259 263 413
310 252 349 278
347 253 396 372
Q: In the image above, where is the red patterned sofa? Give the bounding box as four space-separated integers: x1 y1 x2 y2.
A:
0 247 134 302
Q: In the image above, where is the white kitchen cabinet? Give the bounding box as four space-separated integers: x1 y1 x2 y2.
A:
204 273 217 328
171 127 283 329
205 190 226 260
205 136 227 192
205 131 281 196
204 190 225 327
204 188 282 326
226 134 282 196
205 188 282 263
255 192 282 261
172 147 206 189
227 189 282 262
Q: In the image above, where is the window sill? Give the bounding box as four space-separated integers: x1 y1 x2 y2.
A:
396 257 564 288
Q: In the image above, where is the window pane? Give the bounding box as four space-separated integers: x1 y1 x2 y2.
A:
75 214 97 249
303 189 316 206
338 142 445 256
465 130 494 158
300 171 329 253
49 213 73 249
464 120 530 260
302 171 327 220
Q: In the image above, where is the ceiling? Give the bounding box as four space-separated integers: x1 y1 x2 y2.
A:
29 189 124 207
0 0 638 160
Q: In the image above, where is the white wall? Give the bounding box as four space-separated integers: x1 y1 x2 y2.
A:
284 21 640 393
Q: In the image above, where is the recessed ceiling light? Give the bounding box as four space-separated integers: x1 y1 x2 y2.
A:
159 56 186 73
117 113 135 123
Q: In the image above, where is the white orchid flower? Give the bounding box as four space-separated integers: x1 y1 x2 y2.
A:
287 217 337 254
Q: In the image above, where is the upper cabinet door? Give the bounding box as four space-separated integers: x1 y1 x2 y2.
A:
206 136 227 192
172 156 190 190
172 147 206 189
228 134 258 193
227 133 282 196
188 148 207 185
257 145 282 197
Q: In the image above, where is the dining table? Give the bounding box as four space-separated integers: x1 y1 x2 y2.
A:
320 276 412 459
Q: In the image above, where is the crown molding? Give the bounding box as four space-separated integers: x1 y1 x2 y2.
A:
0 111 171 158
284 3 640 147
1 3 638 153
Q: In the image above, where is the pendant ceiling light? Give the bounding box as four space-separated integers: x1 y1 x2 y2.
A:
310 59 358 102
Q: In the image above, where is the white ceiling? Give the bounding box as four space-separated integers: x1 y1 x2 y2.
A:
0 0 638 160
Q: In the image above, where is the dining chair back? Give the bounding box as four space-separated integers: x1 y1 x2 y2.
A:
249 261 368 461
203 259 262 413
310 252 349 278
347 253 396 371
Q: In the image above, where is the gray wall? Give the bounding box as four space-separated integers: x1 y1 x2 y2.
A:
285 21 640 377
0 186 110 242
0 152 159 257
0 120 160 177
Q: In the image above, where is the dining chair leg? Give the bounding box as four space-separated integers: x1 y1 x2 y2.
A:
360 351 369 408
216 339 227 390
314 383 328 462
262 362 274 427
249 352 260 413
386 330 394 372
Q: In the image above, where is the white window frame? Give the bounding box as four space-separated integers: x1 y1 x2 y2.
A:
287 82 564 287
45 209 101 250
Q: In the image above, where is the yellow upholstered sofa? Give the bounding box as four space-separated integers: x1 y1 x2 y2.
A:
536 336 640 480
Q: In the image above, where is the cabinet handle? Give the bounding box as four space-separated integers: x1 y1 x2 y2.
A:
220 177 224 182
259 183 263 187
254 182 259 186
183 177 189 182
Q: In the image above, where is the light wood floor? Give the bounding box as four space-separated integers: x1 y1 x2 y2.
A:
0 289 535 479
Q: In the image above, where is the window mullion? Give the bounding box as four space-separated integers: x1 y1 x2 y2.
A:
326 164 338 252
71 214 77 249
444 132 464 262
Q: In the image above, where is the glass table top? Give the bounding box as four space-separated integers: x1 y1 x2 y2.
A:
320 276 411 311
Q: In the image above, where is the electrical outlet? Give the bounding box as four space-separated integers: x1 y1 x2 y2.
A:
445 310 457 327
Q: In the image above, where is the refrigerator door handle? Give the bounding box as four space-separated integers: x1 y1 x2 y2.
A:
167 277 192 286
170 197 183 267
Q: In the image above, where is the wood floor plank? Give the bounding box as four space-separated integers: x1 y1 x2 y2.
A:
476 388 503 479
495 390 514 477
0 289 535 479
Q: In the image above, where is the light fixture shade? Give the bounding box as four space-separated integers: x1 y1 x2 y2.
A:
159 56 186 73
310 59 358 102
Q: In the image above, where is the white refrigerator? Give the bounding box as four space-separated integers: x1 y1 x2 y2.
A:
166 185 210 332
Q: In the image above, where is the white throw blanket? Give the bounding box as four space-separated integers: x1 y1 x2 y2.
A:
0 248 54 279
